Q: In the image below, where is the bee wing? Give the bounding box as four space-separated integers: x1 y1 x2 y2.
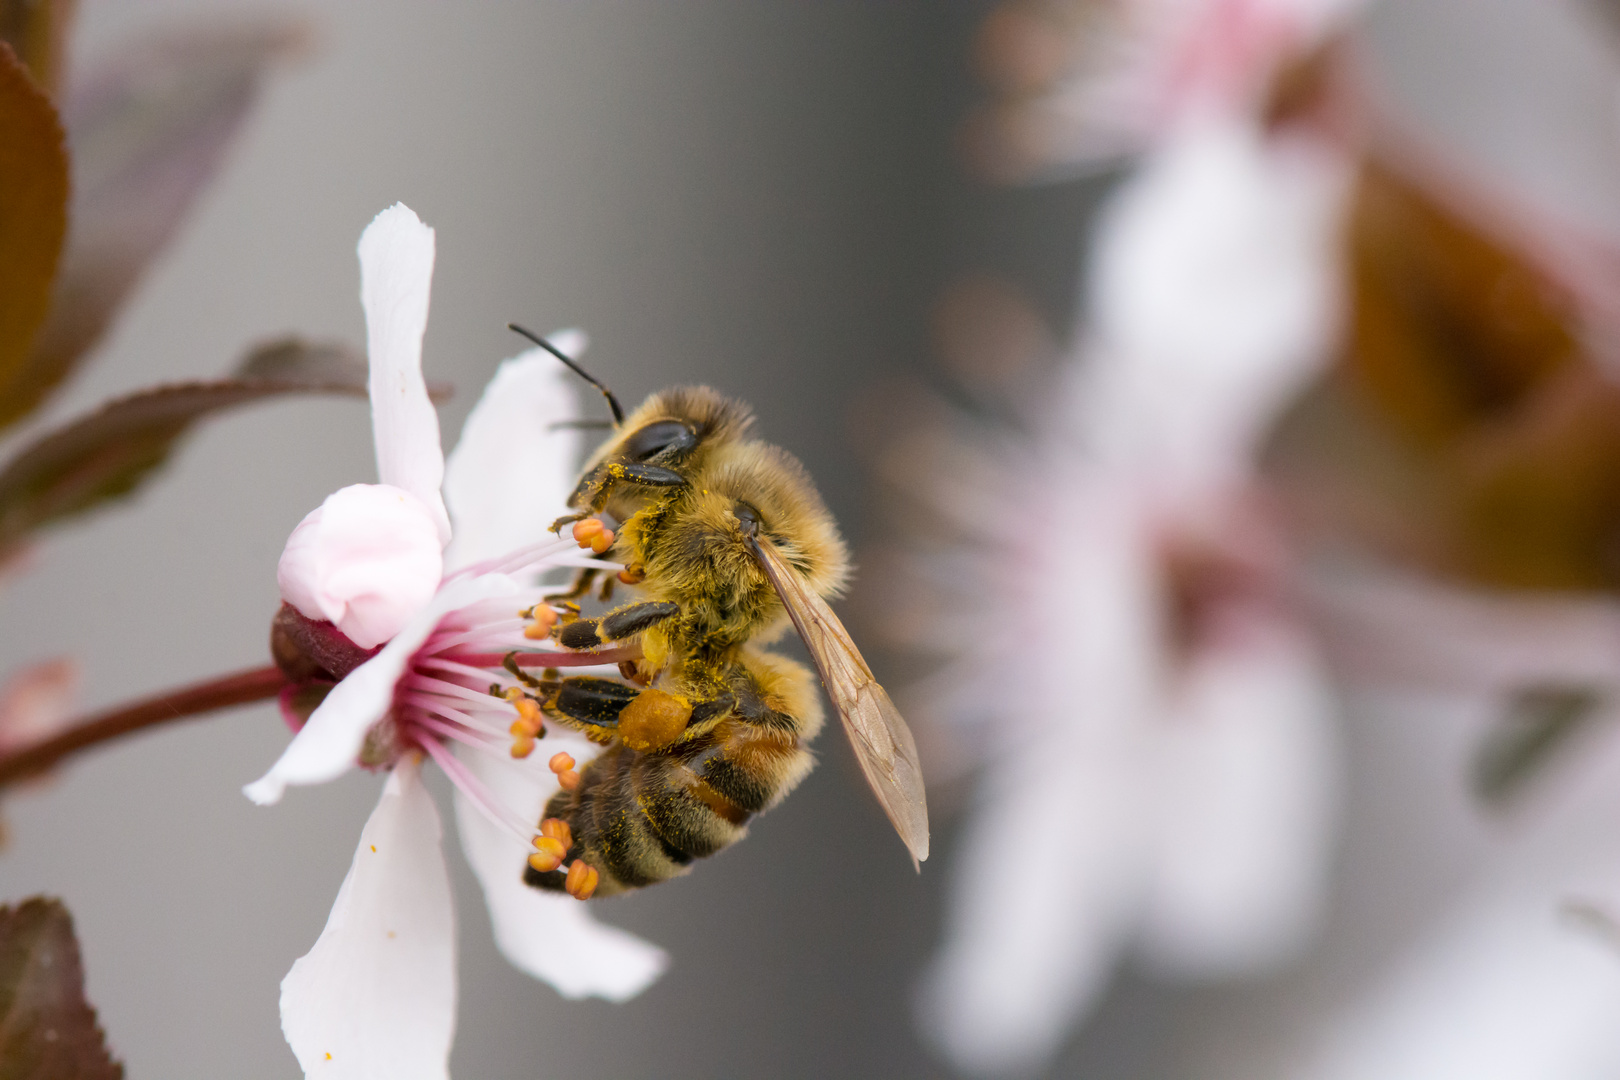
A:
751 535 929 867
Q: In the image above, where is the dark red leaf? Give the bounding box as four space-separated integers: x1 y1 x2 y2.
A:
0 23 306 431
0 337 368 555
0 897 122 1080
0 42 68 419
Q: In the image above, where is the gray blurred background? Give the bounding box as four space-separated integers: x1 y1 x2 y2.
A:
3 1 1619 1077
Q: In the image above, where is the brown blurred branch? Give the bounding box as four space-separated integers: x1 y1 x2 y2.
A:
0 664 285 788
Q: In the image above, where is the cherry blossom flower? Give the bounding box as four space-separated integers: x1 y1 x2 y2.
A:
965 0 1367 181
902 16 1357 1071
244 203 666 1080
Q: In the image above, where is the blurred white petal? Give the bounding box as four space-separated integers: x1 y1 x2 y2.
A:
443 340 584 572
918 747 1148 1078
1305 560 1620 696
1084 117 1349 490
280 757 455 1080
451 737 668 1001
918 498 1160 1076
277 484 445 649
1296 856 1620 1080
358 202 450 544
1138 611 1339 977
245 575 518 805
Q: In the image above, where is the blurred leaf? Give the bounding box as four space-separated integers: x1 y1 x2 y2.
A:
1472 686 1604 807
0 338 367 556
0 897 122 1080
1269 155 1620 591
1345 160 1581 450
0 42 69 421
0 0 74 96
0 24 306 432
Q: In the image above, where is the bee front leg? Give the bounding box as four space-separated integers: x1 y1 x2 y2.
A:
552 462 691 533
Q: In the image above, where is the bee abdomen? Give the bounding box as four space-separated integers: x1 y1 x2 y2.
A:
529 721 813 897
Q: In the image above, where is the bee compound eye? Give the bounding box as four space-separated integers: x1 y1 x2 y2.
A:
623 419 697 461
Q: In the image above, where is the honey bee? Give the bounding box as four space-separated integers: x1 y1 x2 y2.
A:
504 326 928 899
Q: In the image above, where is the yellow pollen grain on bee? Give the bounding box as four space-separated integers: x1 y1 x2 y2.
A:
325 1053 333 1061
548 751 575 774
565 859 600 900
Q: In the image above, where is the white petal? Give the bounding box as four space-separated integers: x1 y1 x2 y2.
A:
359 203 450 544
442 340 584 572
1305 560 1620 696
245 574 520 805
451 736 668 1000
917 494 1160 1076
1137 612 1339 978
280 757 456 1080
917 746 1148 1078
278 484 445 649
1295 855 1620 1080
1082 117 1349 491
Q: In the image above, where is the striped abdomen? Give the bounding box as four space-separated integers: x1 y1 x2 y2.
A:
526 650 819 897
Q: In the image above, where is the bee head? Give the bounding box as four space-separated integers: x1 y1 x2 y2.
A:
599 386 756 469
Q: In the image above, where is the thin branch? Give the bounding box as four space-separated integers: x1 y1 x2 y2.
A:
0 665 287 788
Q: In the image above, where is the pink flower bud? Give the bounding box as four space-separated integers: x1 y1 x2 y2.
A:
277 483 444 649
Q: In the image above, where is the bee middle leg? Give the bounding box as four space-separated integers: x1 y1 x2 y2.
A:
557 600 679 650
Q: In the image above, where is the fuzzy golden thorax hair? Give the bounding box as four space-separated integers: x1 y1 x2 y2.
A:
621 438 850 659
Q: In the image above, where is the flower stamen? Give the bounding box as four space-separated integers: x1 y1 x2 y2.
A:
565 859 600 900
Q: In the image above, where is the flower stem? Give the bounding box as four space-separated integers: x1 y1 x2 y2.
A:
0 665 288 788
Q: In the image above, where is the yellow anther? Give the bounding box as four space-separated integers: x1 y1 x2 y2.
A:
528 835 567 872
557 768 581 792
502 686 525 702
565 859 600 900
617 564 646 585
548 751 576 774
540 817 573 849
510 736 535 759
513 697 543 731
572 518 604 547
523 605 559 639
589 528 615 555
527 839 566 874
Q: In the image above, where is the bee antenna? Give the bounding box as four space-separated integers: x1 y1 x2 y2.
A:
507 323 625 426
